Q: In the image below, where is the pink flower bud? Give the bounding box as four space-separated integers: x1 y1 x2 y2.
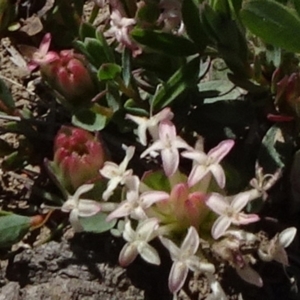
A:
41 50 96 104
53 126 105 192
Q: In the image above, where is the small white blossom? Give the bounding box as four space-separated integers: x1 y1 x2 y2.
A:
119 218 161 266
141 120 191 177
160 227 215 294
182 138 234 188
206 193 260 239
258 227 297 265
106 175 169 221
100 146 135 200
126 107 174 146
61 184 101 232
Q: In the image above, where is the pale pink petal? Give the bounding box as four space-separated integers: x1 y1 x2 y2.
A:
181 150 207 164
124 175 139 192
187 257 215 273
106 201 134 221
208 140 234 163
123 220 136 242
136 218 159 241
73 184 94 200
102 177 121 200
39 33 52 55
140 140 164 158
234 213 260 225
136 122 148 145
119 243 138 266
278 227 297 248
205 193 229 215
119 146 135 172
173 137 192 150
159 120 176 141
209 164 226 188
69 209 83 232
154 107 174 122
211 216 231 239
273 247 289 265
231 193 251 212
236 265 263 287
188 164 208 187
100 162 119 178
181 227 199 255
161 147 179 176
138 242 161 265
160 237 181 259
168 261 189 293
77 200 101 217
140 191 169 207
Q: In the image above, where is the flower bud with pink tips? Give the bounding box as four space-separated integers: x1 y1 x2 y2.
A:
52 126 105 192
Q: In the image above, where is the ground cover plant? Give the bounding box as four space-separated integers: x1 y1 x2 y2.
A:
1 0 300 299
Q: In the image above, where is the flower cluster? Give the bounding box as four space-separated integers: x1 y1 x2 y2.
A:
48 108 297 298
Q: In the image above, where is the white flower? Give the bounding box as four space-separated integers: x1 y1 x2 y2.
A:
160 227 215 294
181 138 234 188
141 120 191 177
119 218 161 266
206 193 260 239
100 146 135 200
126 107 174 146
258 227 297 265
61 184 101 232
106 175 169 221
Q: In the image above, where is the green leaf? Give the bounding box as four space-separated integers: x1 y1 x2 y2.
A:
0 79 15 110
96 31 115 63
152 56 200 109
136 2 160 23
122 48 132 87
142 170 170 192
240 0 300 52
294 0 300 17
182 0 208 50
98 63 122 81
131 28 198 56
72 108 107 131
0 214 31 248
79 22 96 40
84 38 108 68
80 212 116 233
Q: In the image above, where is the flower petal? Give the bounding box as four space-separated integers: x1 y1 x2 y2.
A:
102 176 121 200
138 242 161 265
181 227 199 255
140 191 169 207
208 139 234 163
168 261 189 293
278 227 297 248
77 199 101 217
206 193 229 215
161 147 179 177
119 243 138 267
122 220 136 242
188 164 208 187
160 236 181 259
106 201 134 221
136 218 159 241
235 213 260 225
211 216 231 239
231 193 250 212
159 120 176 141
73 184 94 200
236 265 263 287
69 208 83 232
209 164 226 188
